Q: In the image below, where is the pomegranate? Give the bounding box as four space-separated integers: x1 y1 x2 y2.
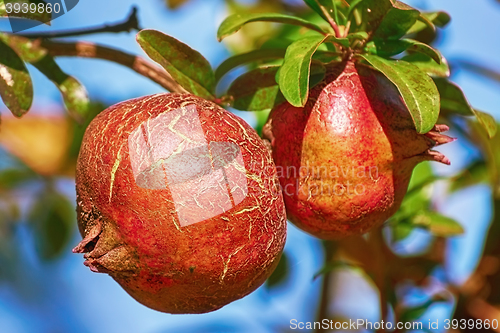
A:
73 93 286 314
263 61 453 239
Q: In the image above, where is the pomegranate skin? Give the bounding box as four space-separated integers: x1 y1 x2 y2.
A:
74 93 286 314
263 61 452 239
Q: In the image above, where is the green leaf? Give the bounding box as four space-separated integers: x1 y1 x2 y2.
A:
312 50 341 63
0 39 33 117
266 252 289 289
254 109 270 136
433 78 471 115
399 300 433 323
0 167 37 189
408 161 434 191
32 56 89 123
303 0 328 22
0 33 47 63
309 61 327 87
373 2 420 40
347 31 368 41
326 35 350 48
217 13 326 42
434 78 497 138
449 160 489 193
401 53 450 78
358 55 440 134
1 0 52 25
346 0 364 22
365 39 441 64
391 222 414 242
313 260 358 280
228 62 325 111
391 162 434 225
356 0 393 35
228 66 284 111
136 29 215 99
29 189 75 260
278 35 328 107
406 11 451 35
424 11 451 28
0 33 89 122
214 49 285 83
412 211 464 237
473 109 498 139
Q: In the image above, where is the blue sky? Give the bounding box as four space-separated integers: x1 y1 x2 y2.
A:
0 0 499 332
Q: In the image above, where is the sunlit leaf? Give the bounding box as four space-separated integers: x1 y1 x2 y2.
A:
347 31 368 41
473 110 497 139
217 13 326 42
407 11 451 35
227 66 283 111
326 35 350 48
434 78 497 138
137 29 215 99
355 0 393 35
0 39 33 117
32 55 89 123
373 2 420 40
214 49 285 83
278 35 328 107
391 163 434 223
365 39 441 64
0 33 47 63
303 0 328 21
358 55 439 134
424 11 451 28
412 211 464 237
0 33 89 122
313 260 358 280
449 160 489 193
391 222 414 242
0 167 37 189
401 53 450 78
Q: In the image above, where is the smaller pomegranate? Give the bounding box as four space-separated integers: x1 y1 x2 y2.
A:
74 93 286 314
263 61 454 239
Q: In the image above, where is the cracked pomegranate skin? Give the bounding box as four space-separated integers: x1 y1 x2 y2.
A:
263 61 452 239
74 93 286 314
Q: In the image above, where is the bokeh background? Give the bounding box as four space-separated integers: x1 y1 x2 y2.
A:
0 0 500 332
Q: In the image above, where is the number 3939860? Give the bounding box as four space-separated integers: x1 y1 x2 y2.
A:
5 1 62 14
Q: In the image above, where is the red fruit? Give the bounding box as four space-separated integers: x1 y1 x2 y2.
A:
74 93 286 314
263 61 453 239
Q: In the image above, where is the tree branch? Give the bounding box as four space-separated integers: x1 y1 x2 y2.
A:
18 7 141 39
314 241 337 332
39 39 188 93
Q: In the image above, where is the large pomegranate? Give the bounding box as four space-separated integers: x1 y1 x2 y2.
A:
73 93 286 314
263 61 453 239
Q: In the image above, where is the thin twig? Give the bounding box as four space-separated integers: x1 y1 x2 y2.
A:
370 229 388 333
314 241 337 333
314 0 341 38
39 39 188 93
17 6 141 39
